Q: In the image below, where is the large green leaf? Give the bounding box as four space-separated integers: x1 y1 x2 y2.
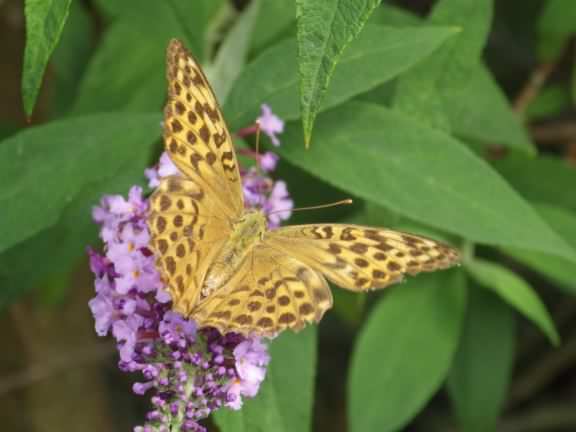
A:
250 0 295 55
443 68 534 154
73 1 220 114
22 0 73 116
0 112 161 254
537 0 576 60
277 102 576 260
493 156 576 212
225 24 457 131
447 284 515 432
0 165 148 307
393 0 492 131
348 271 466 432
373 3 533 153
214 327 316 432
526 84 572 121
295 0 380 146
504 204 576 294
50 0 93 116
204 0 260 104
466 259 559 345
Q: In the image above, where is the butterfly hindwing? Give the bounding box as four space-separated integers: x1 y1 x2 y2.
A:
191 245 333 336
164 39 243 218
264 224 460 291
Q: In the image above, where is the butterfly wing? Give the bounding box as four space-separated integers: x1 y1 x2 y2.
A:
191 244 333 336
148 39 245 315
263 224 460 291
164 39 243 218
148 176 232 315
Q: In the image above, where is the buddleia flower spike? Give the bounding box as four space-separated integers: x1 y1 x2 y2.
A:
88 95 289 431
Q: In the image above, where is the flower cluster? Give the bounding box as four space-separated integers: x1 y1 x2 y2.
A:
88 105 287 431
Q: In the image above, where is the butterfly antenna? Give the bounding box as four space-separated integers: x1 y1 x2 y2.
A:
268 199 353 215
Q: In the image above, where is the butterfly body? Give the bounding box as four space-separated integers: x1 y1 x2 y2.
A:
202 209 267 296
147 39 460 336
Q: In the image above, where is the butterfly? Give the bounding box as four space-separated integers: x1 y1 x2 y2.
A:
147 39 460 337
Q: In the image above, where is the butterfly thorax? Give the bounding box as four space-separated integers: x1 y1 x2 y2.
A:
201 209 267 297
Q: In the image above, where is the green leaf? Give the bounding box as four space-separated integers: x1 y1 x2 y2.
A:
93 0 224 58
214 327 316 432
332 288 366 327
250 0 295 55
50 0 93 116
73 1 220 114
443 68 534 154
278 102 576 260
22 0 73 117
368 3 420 27
295 0 381 146
466 258 559 345
526 84 572 121
0 163 148 307
0 112 161 254
348 271 466 432
493 156 576 212
508 250 576 293
447 284 515 432
504 204 576 294
225 24 458 131
393 0 493 131
537 0 576 60
204 0 260 104
373 3 533 154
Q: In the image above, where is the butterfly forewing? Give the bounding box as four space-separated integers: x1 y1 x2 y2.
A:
149 39 246 316
149 176 232 315
264 224 460 291
164 39 243 218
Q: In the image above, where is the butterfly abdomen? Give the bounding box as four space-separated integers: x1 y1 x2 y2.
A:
201 210 267 297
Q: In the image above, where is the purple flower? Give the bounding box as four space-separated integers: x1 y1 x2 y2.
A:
88 293 114 336
89 104 288 431
231 339 270 400
258 104 284 146
260 152 279 172
145 152 181 188
266 181 293 228
159 311 197 345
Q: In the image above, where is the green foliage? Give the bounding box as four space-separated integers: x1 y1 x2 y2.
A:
22 0 72 116
225 24 458 131
72 0 224 115
348 271 466 432
376 2 533 154
504 204 576 293
203 0 260 103
467 258 559 345
0 113 160 254
295 0 380 146
7 0 576 430
50 0 93 117
537 0 576 60
447 284 515 432
278 103 573 258
393 0 492 131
